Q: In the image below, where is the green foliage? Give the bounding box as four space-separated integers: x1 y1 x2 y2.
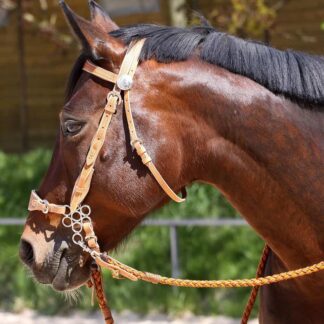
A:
189 0 278 39
0 150 263 317
0 149 51 217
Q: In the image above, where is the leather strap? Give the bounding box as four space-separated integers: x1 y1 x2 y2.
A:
146 161 185 203
71 38 184 211
69 41 146 212
70 94 119 212
83 222 100 252
124 90 185 203
121 40 184 202
83 61 118 84
28 190 66 215
29 39 185 217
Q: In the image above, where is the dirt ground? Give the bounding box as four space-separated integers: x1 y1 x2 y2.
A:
0 310 259 323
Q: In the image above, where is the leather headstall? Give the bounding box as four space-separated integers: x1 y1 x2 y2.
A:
28 39 185 221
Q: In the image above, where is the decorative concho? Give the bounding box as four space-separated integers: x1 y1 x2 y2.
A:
117 74 133 90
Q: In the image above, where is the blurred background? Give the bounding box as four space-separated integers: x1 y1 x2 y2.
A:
0 0 323 322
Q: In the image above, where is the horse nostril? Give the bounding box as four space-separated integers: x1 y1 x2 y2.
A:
19 239 34 267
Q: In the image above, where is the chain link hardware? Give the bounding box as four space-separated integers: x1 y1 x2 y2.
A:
62 204 99 255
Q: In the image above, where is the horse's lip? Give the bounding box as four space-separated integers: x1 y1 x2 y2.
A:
26 248 67 286
51 250 72 291
51 251 91 291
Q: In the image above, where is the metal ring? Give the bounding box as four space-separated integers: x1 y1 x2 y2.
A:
64 205 71 216
71 211 82 222
82 216 92 226
72 233 83 244
62 216 72 228
72 222 82 234
80 205 91 216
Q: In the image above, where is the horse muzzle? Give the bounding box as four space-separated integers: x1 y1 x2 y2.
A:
19 232 91 291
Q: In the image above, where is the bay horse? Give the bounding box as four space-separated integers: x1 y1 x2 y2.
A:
19 1 324 323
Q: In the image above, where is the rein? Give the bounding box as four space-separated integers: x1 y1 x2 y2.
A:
28 40 324 324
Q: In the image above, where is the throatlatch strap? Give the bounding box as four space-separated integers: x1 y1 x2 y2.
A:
124 91 185 203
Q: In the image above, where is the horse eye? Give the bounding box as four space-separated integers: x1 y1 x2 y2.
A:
63 120 83 136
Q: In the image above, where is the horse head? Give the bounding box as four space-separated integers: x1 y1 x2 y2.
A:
19 1 196 291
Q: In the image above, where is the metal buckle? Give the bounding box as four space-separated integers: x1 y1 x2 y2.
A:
130 138 141 149
42 200 49 214
85 234 98 242
107 90 122 105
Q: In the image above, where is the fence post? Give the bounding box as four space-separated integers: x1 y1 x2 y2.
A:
170 225 180 278
168 0 186 27
17 0 29 152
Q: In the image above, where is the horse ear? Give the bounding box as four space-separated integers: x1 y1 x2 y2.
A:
60 1 124 61
88 0 118 32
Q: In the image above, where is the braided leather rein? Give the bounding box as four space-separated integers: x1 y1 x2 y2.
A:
27 39 324 324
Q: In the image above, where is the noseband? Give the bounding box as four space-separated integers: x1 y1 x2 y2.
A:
29 39 184 222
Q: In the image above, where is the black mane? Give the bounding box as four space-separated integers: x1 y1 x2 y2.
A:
111 24 324 109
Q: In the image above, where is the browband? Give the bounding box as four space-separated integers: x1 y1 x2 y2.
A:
29 39 185 215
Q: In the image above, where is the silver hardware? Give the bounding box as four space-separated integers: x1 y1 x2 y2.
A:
72 222 83 233
81 205 91 216
72 211 82 222
64 205 71 215
85 234 97 242
42 200 49 214
72 233 83 244
62 204 99 259
107 90 122 105
117 74 133 90
62 216 72 227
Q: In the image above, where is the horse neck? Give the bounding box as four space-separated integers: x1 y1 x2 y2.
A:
179 60 323 270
